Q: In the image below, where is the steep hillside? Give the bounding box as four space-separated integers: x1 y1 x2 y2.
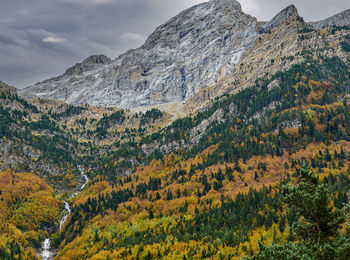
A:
1 1 350 259
0 82 82 191
0 170 61 259
53 53 350 258
185 6 350 113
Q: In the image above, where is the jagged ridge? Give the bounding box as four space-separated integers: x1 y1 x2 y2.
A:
310 9 350 29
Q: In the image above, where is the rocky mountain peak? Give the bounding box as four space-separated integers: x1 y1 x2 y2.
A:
21 1 348 109
211 0 242 11
82 54 111 65
143 0 244 50
63 54 111 77
310 9 350 29
259 4 301 33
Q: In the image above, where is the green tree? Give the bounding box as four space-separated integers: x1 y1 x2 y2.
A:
247 164 350 259
281 164 345 245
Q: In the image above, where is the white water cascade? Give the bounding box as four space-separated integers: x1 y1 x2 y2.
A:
58 201 71 230
41 239 51 260
41 167 88 259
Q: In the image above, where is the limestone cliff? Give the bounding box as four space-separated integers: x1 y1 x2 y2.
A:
20 0 258 108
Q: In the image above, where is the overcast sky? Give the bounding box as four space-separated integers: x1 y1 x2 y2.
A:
0 0 349 88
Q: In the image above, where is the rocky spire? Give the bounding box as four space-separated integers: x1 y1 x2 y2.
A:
259 5 301 33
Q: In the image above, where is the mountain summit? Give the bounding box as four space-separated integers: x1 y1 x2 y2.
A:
259 5 301 33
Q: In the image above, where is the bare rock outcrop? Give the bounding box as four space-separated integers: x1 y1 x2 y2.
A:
310 9 350 29
259 5 301 33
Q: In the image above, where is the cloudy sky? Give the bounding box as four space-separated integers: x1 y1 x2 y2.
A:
0 0 348 88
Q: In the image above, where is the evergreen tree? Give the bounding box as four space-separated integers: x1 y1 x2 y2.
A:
281 164 345 245
166 189 173 200
247 164 350 259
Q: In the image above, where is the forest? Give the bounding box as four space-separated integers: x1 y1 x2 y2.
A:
0 170 61 259
0 27 350 259
50 55 350 258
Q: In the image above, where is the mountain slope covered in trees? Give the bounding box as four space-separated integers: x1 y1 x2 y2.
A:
52 54 350 258
0 2 350 259
0 170 61 259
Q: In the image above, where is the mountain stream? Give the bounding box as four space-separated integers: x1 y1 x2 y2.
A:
41 167 89 260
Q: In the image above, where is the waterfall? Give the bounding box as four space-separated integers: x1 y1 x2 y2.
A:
59 201 71 230
41 239 51 260
40 167 88 259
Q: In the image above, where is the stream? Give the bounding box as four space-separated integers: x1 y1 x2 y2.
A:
41 167 89 260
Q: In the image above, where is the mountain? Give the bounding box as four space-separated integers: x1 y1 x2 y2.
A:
310 9 350 29
53 54 350 259
258 4 301 33
185 3 349 112
20 0 258 108
2 0 350 259
20 1 350 110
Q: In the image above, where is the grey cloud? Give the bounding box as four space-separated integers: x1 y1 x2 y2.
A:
0 0 348 88
0 33 17 45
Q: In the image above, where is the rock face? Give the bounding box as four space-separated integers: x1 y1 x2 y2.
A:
259 5 301 33
310 9 350 29
63 55 111 77
184 4 350 113
20 0 258 108
19 0 350 109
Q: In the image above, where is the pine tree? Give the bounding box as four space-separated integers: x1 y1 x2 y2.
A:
166 188 173 200
281 164 345 245
247 164 350 259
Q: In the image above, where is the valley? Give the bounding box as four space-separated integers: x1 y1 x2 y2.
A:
0 0 350 259
41 167 89 260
